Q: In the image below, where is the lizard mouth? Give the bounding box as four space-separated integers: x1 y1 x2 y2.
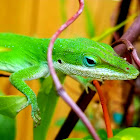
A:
100 73 138 80
54 62 139 80
96 68 139 80
81 67 139 80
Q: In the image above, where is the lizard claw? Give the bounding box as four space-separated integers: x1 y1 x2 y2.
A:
82 82 97 93
32 107 41 127
71 76 97 93
17 100 41 127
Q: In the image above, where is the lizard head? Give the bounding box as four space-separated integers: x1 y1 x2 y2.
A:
53 38 139 80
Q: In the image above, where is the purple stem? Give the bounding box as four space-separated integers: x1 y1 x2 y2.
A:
47 0 84 91
55 89 96 140
47 0 100 139
58 88 100 140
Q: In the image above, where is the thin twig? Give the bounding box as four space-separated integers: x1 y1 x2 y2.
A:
93 80 113 138
47 0 100 139
0 74 10 77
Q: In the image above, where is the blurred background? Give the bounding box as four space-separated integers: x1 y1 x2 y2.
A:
0 0 139 140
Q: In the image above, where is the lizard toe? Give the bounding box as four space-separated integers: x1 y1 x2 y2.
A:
32 108 41 127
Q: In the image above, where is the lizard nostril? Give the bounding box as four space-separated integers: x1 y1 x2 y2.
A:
58 59 62 64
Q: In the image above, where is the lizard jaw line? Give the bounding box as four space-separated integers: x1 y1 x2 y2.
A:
54 63 139 80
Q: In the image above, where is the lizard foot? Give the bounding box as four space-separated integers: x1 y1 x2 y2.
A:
71 76 97 93
17 100 41 127
82 82 97 93
32 107 41 127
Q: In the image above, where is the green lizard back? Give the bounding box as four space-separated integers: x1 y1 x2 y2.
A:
0 33 50 72
0 33 138 80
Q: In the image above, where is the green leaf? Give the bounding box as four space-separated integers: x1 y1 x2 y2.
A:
109 127 140 140
92 13 137 42
83 136 93 140
0 90 4 96
83 129 122 140
34 73 66 140
0 91 18 140
60 0 67 23
83 130 106 140
63 128 124 140
83 128 140 140
63 137 93 140
84 2 95 38
0 114 16 140
0 95 27 118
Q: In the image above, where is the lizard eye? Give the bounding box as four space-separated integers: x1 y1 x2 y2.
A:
83 56 96 67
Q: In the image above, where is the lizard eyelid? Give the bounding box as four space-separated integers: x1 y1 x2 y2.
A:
83 56 96 67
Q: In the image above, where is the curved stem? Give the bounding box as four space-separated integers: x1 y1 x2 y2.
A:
47 0 84 91
58 87 100 140
47 0 100 139
93 80 113 138
55 89 96 140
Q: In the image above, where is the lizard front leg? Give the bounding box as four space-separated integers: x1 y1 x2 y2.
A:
9 65 48 125
70 75 97 93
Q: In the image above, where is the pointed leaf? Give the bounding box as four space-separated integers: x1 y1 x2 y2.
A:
0 96 27 118
0 114 16 140
34 73 66 140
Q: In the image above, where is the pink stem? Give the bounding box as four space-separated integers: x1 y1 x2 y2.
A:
47 0 100 139
58 88 100 140
47 0 84 91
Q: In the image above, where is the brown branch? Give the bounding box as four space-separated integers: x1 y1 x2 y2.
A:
112 39 140 68
0 74 10 77
113 15 140 56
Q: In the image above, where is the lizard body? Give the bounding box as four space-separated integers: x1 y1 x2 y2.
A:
0 33 139 123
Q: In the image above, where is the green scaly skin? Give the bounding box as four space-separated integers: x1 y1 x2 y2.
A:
0 33 139 124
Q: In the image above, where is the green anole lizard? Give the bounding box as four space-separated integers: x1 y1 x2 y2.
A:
0 33 139 124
